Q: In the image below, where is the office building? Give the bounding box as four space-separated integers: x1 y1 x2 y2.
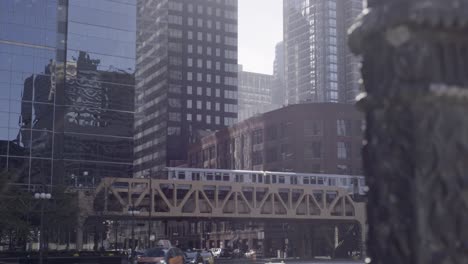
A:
283 0 363 104
272 41 286 106
0 0 136 186
238 65 277 121
134 0 238 177
188 103 363 175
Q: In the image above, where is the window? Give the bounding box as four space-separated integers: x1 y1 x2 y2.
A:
337 119 351 136
197 86 202 95
216 48 221 57
337 142 351 159
187 113 192 120
215 116 220 124
207 47 212 55
252 129 263 145
187 72 193 81
197 32 203 41
188 18 193 26
215 35 221 43
196 100 202 109
206 173 213 181
215 102 220 111
197 114 202 121
169 98 181 108
168 127 181 136
207 60 212 69
169 112 181 122
197 59 202 68
187 100 192 108
279 176 285 184
207 33 212 42
215 75 221 84
207 6 212 15
197 73 202 81
188 4 193 12
215 89 221 97
187 86 193 94
207 74 212 83
188 45 193 53
197 46 203 54
197 5 203 14
207 20 212 28
224 104 237 113
304 142 322 159
304 120 323 136
169 29 182 38
187 58 193 67
206 101 212 110
206 115 211 124
206 87 212 96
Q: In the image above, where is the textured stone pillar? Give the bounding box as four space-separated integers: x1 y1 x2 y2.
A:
349 1 468 263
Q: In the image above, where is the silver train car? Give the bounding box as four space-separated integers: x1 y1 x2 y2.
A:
166 167 367 195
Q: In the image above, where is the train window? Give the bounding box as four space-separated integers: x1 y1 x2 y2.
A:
206 173 214 181
318 177 324 184
193 172 201 181
258 174 263 183
170 171 176 179
235 174 244 182
329 178 336 186
223 173 230 181
291 176 298 185
265 175 271 184
303 177 310 184
252 174 257 183
279 176 285 184
178 171 185 180
272 175 277 184
311 176 317 184
340 178 347 185
215 173 222 181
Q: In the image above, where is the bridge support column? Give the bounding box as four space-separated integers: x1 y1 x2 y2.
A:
349 0 468 263
76 219 84 251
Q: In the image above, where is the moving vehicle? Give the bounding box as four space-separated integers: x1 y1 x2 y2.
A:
184 249 215 264
137 247 185 264
166 167 367 195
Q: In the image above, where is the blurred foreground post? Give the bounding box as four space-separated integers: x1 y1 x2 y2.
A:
349 0 468 263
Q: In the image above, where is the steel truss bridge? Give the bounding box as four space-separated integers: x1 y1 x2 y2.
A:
76 177 366 250
79 177 365 221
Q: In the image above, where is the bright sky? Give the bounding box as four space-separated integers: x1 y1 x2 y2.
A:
238 0 283 75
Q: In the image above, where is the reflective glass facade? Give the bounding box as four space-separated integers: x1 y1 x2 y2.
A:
283 0 362 104
0 0 136 187
134 0 238 177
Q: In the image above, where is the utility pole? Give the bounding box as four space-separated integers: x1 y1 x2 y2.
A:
349 0 468 263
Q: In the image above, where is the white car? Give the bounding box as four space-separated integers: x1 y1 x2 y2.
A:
210 248 222 258
245 249 256 258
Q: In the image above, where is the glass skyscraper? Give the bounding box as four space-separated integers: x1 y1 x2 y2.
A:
134 0 238 177
283 0 363 104
0 0 136 187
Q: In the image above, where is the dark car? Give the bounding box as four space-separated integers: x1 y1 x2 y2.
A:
137 247 185 264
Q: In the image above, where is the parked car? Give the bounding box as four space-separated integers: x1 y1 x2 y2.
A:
245 249 256 258
185 250 204 264
199 250 215 264
137 247 185 264
210 248 222 258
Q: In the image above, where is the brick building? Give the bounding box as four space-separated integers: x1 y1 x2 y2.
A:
188 103 363 175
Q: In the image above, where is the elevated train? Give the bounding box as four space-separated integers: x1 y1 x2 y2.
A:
166 167 367 195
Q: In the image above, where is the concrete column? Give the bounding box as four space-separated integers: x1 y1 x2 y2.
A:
76 219 84 251
349 0 468 263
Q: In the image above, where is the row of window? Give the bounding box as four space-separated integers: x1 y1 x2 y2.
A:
186 114 235 126
187 58 236 73
186 72 237 86
187 100 221 111
187 44 236 58
186 31 237 46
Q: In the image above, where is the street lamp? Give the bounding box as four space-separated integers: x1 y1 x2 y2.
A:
34 192 52 264
128 206 140 259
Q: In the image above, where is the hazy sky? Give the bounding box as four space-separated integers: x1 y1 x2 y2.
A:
238 0 283 75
